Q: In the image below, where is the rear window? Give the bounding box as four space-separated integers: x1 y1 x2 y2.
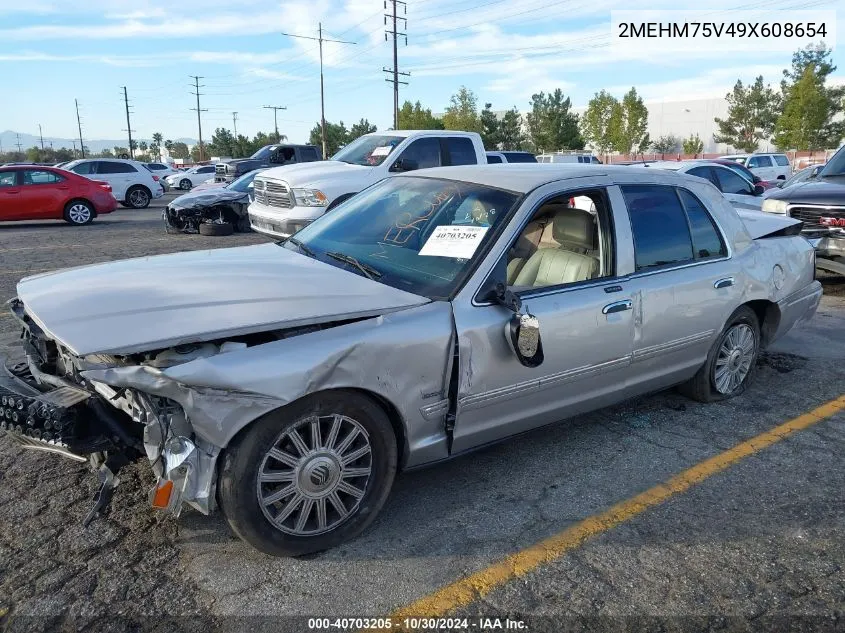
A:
486 154 503 164
677 189 726 260
773 155 790 166
446 137 477 166
301 147 320 162
621 185 694 271
747 155 773 168
501 152 536 163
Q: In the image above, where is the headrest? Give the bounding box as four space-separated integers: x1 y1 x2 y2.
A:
552 207 597 252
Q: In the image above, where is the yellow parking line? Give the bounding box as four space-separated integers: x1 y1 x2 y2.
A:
385 394 845 622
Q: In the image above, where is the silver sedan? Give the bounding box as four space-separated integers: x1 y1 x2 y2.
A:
4 165 821 555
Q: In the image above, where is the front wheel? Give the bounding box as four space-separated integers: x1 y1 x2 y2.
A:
679 306 760 403
179 179 192 191
218 391 397 557
125 186 151 209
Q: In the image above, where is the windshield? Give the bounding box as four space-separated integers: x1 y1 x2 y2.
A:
228 170 263 192
331 135 403 166
285 176 521 299
820 146 845 177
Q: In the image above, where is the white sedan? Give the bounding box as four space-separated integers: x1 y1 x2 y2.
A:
165 164 217 191
642 160 766 211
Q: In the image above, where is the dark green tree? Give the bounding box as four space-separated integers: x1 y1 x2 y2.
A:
480 103 501 149
713 76 779 152
348 118 377 141
497 107 525 150
526 89 583 152
309 121 349 156
397 100 444 130
442 87 482 133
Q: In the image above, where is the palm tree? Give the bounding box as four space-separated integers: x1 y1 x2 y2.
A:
152 132 164 161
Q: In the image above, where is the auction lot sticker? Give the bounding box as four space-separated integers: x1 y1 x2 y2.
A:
419 225 488 259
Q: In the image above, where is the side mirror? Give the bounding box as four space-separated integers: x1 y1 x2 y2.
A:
753 184 765 196
391 158 418 172
507 311 544 368
752 175 762 183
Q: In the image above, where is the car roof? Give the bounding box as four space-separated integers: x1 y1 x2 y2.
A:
397 164 682 193
362 130 478 139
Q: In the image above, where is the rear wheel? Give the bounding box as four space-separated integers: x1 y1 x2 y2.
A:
218 391 397 557
63 200 95 225
125 186 151 209
680 306 760 403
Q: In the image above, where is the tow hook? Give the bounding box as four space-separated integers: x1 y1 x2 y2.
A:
82 454 128 527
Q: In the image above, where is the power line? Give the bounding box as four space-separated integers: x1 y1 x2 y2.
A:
281 23 357 158
121 86 136 158
263 105 287 139
75 99 85 158
384 0 410 129
190 75 208 161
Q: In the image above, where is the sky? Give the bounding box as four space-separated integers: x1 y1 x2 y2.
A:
0 0 842 146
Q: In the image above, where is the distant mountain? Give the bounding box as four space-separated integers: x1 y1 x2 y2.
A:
0 130 198 154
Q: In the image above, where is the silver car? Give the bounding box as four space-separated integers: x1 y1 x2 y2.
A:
2 165 821 556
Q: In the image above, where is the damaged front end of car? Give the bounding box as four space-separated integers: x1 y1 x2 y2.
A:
2 298 282 523
163 194 250 234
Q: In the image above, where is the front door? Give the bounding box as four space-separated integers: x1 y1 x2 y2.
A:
18 169 67 218
450 181 638 453
0 170 22 220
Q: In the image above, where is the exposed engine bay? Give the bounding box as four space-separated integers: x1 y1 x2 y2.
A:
163 191 252 234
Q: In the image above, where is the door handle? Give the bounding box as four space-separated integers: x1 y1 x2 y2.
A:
714 277 734 289
602 299 633 315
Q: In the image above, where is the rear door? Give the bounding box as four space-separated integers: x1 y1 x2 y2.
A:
0 170 22 220
18 169 68 218
619 184 739 395
747 155 775 180
443 137 478 165
95 161 135 200
193 165 216 185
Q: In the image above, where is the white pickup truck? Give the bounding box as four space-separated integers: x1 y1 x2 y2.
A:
248 130 487 238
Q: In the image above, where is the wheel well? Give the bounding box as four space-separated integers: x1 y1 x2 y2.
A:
349 388 408 471
126 184 151 196
744 299 781 347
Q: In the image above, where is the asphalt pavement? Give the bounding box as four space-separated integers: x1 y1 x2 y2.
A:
0 195 843 633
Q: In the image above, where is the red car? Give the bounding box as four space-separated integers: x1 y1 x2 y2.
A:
0 165 117 225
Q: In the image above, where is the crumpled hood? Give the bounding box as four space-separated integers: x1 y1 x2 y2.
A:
735 208 803 239
169 188 246 209
16 244 429 356
260 161 372 187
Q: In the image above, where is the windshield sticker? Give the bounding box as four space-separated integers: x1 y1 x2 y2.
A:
419 225 488 259
371 146 392 157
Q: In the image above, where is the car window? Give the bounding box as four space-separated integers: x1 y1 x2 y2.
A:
621 185 694 271
0 171 17 187
748 156 773 168
396 137 441 169
505 189 613 289
714 166 752 194
97 161 137 174
502 152 536 163
147 163 167 171
677 189 727 260
773 155 790 166
198 165 215 173
69 161 94 175
301 147 320 161
486 154 503 164
21 170 64 185
687 166 718 187
444 138 476 166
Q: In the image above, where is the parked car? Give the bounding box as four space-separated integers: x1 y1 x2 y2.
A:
62 158 164 209
767 164 823 193
0 165 117 224
3 164 820 556
645 160 766 211
719 153 792 181
705 158 776 191
761 144 845 276
214 144 322 183
248 130 488 238
145 162 181 190
164 169 265 235
164 164 216 191
537 152 601 164
486 151 537 164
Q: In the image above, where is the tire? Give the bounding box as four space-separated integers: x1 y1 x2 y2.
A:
199 222 234 236
218 390 398 557
235 216 252 233
179 179 192 191
125 186 151 209
120 202 132 208
679 306 760 403
63 200 95 225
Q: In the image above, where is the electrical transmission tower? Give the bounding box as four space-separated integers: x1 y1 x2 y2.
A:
383 0 409 129
121 86 136 158
15 133 23 155
190 76 208 161
263 105 287 140
281 24 356 158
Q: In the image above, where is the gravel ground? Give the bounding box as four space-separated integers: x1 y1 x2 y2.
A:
0 198 843 632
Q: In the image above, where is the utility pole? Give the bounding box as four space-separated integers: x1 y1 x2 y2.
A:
75 99 85 158
281 24 356 158
15 133 23 156
121 86 135 158
263 105 287 140
232 111 238 138
38 124 45 151
72 140 77 157
190 76 208 161
383 0 409 129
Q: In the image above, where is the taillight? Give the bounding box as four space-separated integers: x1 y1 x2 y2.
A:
152 175 160 181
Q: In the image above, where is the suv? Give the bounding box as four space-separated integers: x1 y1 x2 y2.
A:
249 130 487 238
215 144 322 183
62 158 164 208
536 152 601 164
486 151 537 164
719 153 792 181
